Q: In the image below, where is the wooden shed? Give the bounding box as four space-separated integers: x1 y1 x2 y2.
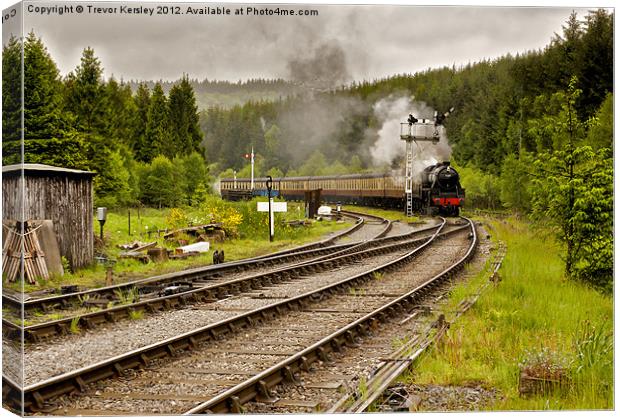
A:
2 164 95 269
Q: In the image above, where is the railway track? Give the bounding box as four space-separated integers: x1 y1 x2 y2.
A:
184 219 476 415
3 216 478 414
2 211 366 313
15 222 457 381
4 217 447 342
2 211 387 317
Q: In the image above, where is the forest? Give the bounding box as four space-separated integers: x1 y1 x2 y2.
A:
2 9 613 290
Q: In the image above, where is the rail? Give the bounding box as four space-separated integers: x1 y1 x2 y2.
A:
4 219 451 412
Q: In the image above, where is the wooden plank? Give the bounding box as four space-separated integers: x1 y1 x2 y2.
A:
274 399 320 409
304 381 343 390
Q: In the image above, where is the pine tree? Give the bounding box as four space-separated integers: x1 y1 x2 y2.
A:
577 9 613 117
349 155 363 173
104 77 137 143
23 32 70 139
3 36 22 142
168 75 203 156
145 83 171 159
132 82 151 161
65 47 107 133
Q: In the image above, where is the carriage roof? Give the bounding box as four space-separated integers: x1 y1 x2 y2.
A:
220 173 392 182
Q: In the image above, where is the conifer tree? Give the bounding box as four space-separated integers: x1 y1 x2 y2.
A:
132 82 151 161
2 36 22 141
168 75 203 156
530 78 612 290
23 32 70 139
104 77 137 143
144 83 171 159
65 47 107 133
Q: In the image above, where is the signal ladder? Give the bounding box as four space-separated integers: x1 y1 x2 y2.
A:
405 139 414 217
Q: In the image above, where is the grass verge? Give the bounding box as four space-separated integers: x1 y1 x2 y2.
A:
404 216 613 410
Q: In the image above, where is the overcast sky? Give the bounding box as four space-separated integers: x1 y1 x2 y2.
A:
2 1 602 83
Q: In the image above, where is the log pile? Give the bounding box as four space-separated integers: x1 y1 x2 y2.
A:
2 222 49 284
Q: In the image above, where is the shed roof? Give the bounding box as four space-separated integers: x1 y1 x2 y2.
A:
2 163 95 176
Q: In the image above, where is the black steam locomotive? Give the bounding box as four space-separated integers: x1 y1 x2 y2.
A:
219 162 465 216
420 161 465 216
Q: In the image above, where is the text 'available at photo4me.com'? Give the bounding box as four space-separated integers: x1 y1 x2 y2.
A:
8 2 320 19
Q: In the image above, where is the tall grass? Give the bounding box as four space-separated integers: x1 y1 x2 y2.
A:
409 217 613 410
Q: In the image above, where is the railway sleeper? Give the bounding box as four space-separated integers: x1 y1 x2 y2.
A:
144 301 166 313
83 315 108 329
27 327 58 342
105 309 129 322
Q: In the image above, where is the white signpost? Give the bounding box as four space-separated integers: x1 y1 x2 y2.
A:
257 200 287 241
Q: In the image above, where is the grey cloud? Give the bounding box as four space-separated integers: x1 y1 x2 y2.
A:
15 2 591 82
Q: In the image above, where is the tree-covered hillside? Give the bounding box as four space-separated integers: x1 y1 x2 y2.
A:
128 78 304 110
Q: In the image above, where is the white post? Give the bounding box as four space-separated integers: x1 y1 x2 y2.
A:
233 170 237 189
269 197 274 240
250 146 255 190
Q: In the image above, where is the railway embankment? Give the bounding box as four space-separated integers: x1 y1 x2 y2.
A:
402 216 613 411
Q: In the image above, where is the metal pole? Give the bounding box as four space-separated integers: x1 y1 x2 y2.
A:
266 176 273 242
251 147 255 190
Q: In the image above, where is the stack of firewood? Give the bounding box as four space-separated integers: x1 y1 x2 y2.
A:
2 222 49 284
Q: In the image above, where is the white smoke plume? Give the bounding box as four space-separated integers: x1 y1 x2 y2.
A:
369 95 452 178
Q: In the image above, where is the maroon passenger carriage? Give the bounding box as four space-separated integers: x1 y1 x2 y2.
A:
219 165 465 216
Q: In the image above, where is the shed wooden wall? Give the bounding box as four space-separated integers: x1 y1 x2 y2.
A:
2 173 94 269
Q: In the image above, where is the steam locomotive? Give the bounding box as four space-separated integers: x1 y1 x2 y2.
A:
219 161 465 216
419 162 464 216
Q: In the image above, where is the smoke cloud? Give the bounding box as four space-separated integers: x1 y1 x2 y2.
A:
276 95 366 167
287 42 352 91
369 95 452 177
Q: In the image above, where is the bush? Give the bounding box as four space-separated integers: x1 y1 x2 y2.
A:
200 196 244 237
